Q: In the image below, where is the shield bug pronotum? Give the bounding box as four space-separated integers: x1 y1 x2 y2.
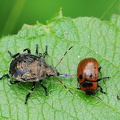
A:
0 44 73 104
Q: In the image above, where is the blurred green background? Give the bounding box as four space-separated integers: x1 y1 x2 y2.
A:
0 0 120 37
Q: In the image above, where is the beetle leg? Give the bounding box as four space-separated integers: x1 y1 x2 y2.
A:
25 82 36 104
98 85 106 94
96 77 110 82
8 51 20 58
77 88 81 90
89 77 110 83
98 66 101 72
0 74 10 80
40 80 48 96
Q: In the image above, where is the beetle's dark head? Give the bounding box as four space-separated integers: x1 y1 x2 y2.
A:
85 89 95 95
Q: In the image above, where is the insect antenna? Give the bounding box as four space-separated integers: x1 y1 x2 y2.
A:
55 46 76 77
55 46 73 69
54 46 73 94
53 76 73 94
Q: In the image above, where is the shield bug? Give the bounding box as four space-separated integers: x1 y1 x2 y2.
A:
77 57 110 96
0 44 73 104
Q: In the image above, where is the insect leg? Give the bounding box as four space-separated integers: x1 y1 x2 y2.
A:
98 66 101 72
98 85 106 94
0 74 20 84
77 88 81 90
23 48 31 54
8 51 20 58
36 44 39 54
117 95 120 100
96 77 110 82
53 76 73 94
117 90 120 100
25 82 36 104
0 74 10 80
40 80 48 96
10 81 20 84
43 46 48 57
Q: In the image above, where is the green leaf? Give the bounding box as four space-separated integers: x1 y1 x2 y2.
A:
0 9 120 120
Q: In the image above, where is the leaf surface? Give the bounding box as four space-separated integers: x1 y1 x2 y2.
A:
0 10 120 120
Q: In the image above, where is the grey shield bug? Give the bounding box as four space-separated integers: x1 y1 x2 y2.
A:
0 44 73 104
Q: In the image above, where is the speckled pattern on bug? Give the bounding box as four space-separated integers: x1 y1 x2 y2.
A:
0 44 73 104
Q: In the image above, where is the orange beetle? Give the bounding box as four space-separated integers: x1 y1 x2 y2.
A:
77 58 110 95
